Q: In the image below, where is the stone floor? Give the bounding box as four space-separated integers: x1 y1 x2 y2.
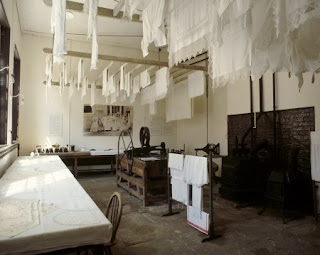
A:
77 172 320 255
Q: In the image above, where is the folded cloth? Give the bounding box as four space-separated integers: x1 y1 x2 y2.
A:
168 153 184 171
184 155 208 186
311 131 320 181
171 177 188 205
188 71 205 98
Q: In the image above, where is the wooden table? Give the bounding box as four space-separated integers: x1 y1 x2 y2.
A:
116 154 168 206
40 151 116 177
0 156 112 255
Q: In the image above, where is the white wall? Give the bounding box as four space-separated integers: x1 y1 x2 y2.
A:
19 34 176 155
2 0 22 145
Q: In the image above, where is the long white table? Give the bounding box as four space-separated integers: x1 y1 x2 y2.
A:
0 156 112 255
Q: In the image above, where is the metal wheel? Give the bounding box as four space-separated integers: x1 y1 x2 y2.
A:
139 127 150 147
117 129 134 174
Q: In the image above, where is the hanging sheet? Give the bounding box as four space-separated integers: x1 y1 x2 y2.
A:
59 72 63 96
133 75 140 94
166 79 192 122
69 77 75 98
155 67 168 101
45 55 52 88
140 84 155 106
188 71 205 98
168 0 211 67
91 82 96 107
141 0 167 57
102 68 108 96
184 155 208 187
77 59 84 90
81 76 88 100
51 0 67 64
140 69 151 89
120 65 125 91
149 102 157 115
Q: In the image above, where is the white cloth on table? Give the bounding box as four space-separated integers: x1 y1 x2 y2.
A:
155 67 168 101
167 0 211 67
184 155 208 187
91 82 96 107
140 69 151 89
166 79 192 122
187 205 209 234
141 0 167 57
0 156 112 255
171 176 188 205
77 59 84 90
188 71 205 98
51 0 66 64
168 153 184 171
311 131 320 181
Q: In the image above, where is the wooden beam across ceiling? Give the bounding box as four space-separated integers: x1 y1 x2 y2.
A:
42 0 141 23
43 48 207 72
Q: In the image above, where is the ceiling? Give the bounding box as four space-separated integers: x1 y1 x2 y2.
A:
16 0 144 49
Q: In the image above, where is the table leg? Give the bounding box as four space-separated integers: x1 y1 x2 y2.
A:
74 158 78 177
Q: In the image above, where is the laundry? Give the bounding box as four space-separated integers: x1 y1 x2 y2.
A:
184 155 208 187
171 176 188 205
168 153 184 171
155 67 168 101
140 69 150 89
77 59 84 90
188 71 205 98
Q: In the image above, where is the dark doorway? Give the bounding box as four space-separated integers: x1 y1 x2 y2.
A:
12 47 20 142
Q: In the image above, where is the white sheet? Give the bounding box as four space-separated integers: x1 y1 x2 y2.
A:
168 153 184 171
171 177 188 205
184 155 208 187
188 71 205 98
0 156 112 255
187 205 209 235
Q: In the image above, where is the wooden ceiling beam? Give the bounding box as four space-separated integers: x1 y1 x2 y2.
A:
42 0 141 23
43 48 207 72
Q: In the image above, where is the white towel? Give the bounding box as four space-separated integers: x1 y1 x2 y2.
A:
91 82 96 107
192 185 202 219
133 75 140 94
187 205 209 234
120 65 125 90
188 71 205 98
59 72 63 96
184 155 208 187
168 153 184 171
45 55 52 88
171 176 188 205
149 102 157 115
102 68 108 96
125 73 131 97
81 76 88 100
140 69 151 88
69 77 74 98
77 59 84 90
311 132 320 181
109 75 115 94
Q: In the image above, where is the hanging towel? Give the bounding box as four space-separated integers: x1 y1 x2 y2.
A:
140 84 155 106
59 72 63 96
140 69 151 89
110 92 117 104
187 205 209 234
155 67 168 100
120 65 125 90
168 153 184 171
102 68 108 96
125 73 131 97
141 0 167 57
85 0 98 70
171 176 188 205
184 155 208 187
81 76 88 100
311 132 320 182
192 185 202 219
188 71 205 98
77 59 84 90
149 102 157 115
69 77 74 98
109 75 115 94
91 82 96 107
133 75 140 94
45 55 52 88
51 0 67 63
63 62 68 88
130 93 137 104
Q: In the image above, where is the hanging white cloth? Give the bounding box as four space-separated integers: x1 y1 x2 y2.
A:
63 62 68 88
110 92 117 104
45 55 52 88
188 71 205 98
167 0 211 67
155 67 168 101
77 59 84 90
187 205 209 234
140 84 155 106
81 76 88 100
120 65 125 91
85 0 99 70
171 177 188 205
91 82 96 107
133 75 140 94
141 0 167 57
140 69 151 89
311 131 320 182
51 0 67 64
102 68 108 96
192 185 202 218
166 79 192 122
184 155 208 187
59 72 63 96
125 73 131 97
69 77 75 98
130 93 137 104
149 102 157 115
168 153 184 171
109 75 115 94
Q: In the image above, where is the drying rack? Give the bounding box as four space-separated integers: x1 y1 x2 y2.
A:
162 145 221 242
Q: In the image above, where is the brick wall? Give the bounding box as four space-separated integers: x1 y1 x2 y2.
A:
228 107 315 175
